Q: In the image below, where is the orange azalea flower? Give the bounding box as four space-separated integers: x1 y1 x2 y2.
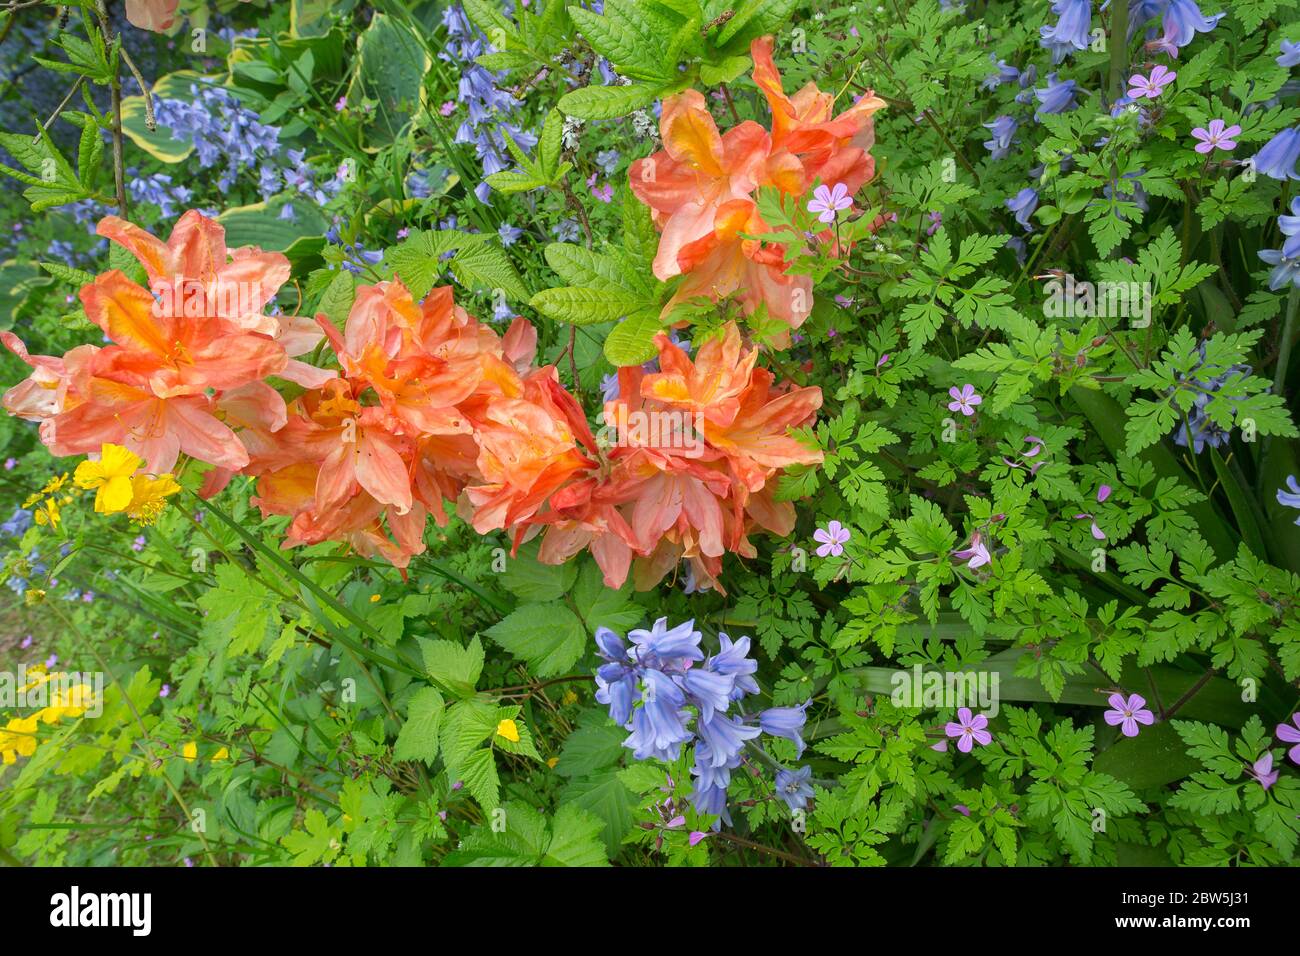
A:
1 333 98 424
629 90 771 281
750 35 887 197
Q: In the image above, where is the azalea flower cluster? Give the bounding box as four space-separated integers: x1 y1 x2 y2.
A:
593 618 812 826
630 36 885 344
4 211 822 588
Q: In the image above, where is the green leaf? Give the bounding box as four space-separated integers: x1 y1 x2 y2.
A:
485 602 587 678
558 83 660 120
419 635 485 696
392 686 445 764
603 309 664 365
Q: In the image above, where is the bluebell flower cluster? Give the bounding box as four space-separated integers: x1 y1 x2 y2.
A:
1253 127 1300 181
441 5 538 204
1170 342 1250 453
154 86 281 193
594 618 814 825
1149 0 1223 57
2 507 32 537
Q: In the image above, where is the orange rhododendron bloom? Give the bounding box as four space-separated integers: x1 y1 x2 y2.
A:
4 211 293 473
750 35 887 197
628 89 770 282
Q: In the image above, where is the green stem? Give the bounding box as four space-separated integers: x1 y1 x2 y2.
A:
1107 0 1130 105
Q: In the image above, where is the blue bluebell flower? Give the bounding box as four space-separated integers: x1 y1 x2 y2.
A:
498 223 524 246
1 507 32 537
1277 475 1300 524
1005 187 1039 231
1034 73 1082 119
981 56 1021 91
1253 128 1300 181
1279 40 1300 67
553 219 581 243
1151 0 1223 56
595 149 621 176
774 765 815 811
982 115 1018 161
1039 0 1092 63
1170 342 1251 452
1259 248 1300 290
759 702 810 756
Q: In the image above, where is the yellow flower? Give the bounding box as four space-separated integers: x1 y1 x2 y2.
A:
495 718 520 743
32 498 60 529
74 444 143 514
0 715 40 764
546 756 559 768
213 747 229 762
40 473 69 495
369 594 381 603
181 741 198 761
23 588 46 607
561 689 579 706
125 473 181 525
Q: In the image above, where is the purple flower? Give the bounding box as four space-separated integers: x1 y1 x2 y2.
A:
953 532 992 569
1039 0 1093 63
947 383 983 416
1279 40 1300 68
759 702 810 756
688 830 707 846
1277 475 1300 524
944 707 992 752
774 765 815 811
1034 74 1082 119
159 684 171 699
4 458 16 470
1150 0 1223 56
1250 127 1300 181
982 115 1019 161
1127 64 1176 99
813 520 851 557
1191 119 1239 154
925 211 942 236
334 96 347 111
807 182 853 223
1104 693 1155 737
1248 753 1279 790
1278 714 1300 764
20 635 32 649
1005 187 1039 231
44 654 58 668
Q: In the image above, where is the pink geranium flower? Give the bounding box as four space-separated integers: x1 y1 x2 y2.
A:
944 708 992 752
1191 119 1240 154
1128 65 1176 99
1104 693 1155 737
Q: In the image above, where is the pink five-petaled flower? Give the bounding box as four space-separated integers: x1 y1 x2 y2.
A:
688 831 707 847
1104 693 1155 737
1248 753 1279 791
814 519 851 557
954 531 992 569
807 183 852 224
1191 119 1241 154
944 707 992 753
1278 714 1300 764
947 384 982 416
1127 64 1176 99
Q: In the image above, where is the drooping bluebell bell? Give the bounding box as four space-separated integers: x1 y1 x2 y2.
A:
982 115 1018 161
595 149 621 176
1277 197 1300 258
553 219 581 243
1252 128 1300 181
1150 0 1223 56
981 56 1021 91
1034 73 1083 119
1006 187 1040 231
1039 0 1092 64
498 223 524 247
1 507 32 537
759 702 810 756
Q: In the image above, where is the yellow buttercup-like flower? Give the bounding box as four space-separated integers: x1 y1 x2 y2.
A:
74 444 143 514
495 718 520 742
125 473 182 525
181 741 198 761
0 715 39 765
32 498 60 529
